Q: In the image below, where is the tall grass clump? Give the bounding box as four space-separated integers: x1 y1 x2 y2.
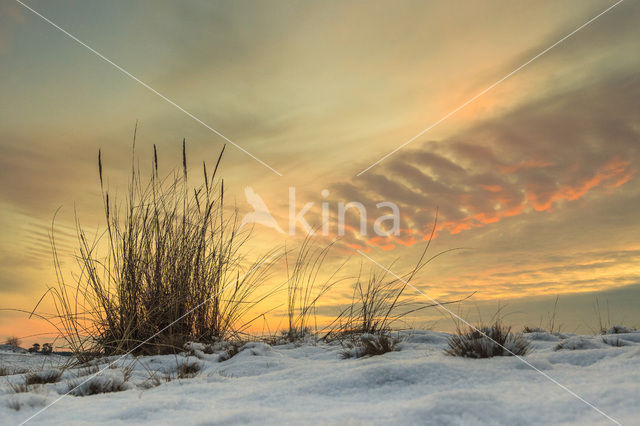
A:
41 134 278 356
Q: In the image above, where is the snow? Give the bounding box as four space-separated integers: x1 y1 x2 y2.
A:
1 330 639 425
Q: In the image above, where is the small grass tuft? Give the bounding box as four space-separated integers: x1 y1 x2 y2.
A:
606 325 633 334
177 361 201 379
1 366 28 377
218 342 244 362
75 364 101 378
7 399 21 411
340 333 399 359
25 369 62 386
522 326 545 333
446 322 531 358
602 337 625 347
554 337 599 351
68 372 128 396
8 382 30 394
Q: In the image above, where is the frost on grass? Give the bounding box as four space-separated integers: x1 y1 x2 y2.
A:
25 369 62 386
522 331 563 342
340 333 399 359
602 337 625 347
446 323 530 358
176 360 202 379
606 325 636 334
554 336 601 351
185 341 246 362
5 394 47 411
237 342 273 358
67 370 131 396
522 326 545 333
2 329 640 424
0 366 28 377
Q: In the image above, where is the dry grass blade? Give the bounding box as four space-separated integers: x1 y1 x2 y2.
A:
326 211 472 340
39 137 280 356
25 370 62 386
283 236 348 342
340 333 399 359
445 322 531 358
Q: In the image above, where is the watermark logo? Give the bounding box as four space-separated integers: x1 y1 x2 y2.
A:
240 186 400 237
240 187 285 234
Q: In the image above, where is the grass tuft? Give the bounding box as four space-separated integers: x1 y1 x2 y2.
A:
7 399 21 411
1 366 28 377
218 342 244 362
38 139 279 356
606 325 633 334
602 337 625 347
75 364 100 378
446 322 531 358
340 333 399 359
25 369 62 386
8 382 30 394
176 360 201 379
68 371 129 396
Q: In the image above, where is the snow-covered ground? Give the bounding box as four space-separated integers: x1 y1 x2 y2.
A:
1 330 639 425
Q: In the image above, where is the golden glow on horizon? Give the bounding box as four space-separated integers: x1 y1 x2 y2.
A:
1 1 640 343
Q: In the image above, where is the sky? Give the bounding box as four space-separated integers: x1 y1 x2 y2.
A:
1 0 639 343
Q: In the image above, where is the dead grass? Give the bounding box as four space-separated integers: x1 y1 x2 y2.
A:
606 325 634 334
36 135 280 356
8 382 31 394
282 236 347 342
6 399 21 411
67 376 128 397
1 366 28 377
25 369 62 385
218 342 244 362
340 333 399 359
446 322 531 358
141 373 171 389
176 360 201 378
326 213 471 340
602 337 625 347
75 364 100 378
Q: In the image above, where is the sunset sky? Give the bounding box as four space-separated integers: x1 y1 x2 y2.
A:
1 0 639 343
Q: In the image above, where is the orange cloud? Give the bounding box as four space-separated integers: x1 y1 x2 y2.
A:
351 156 634 252
528 158 634 212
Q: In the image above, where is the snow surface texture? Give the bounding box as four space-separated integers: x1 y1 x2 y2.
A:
1 330 639 425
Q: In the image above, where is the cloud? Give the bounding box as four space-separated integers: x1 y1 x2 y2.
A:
330 73 640 250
